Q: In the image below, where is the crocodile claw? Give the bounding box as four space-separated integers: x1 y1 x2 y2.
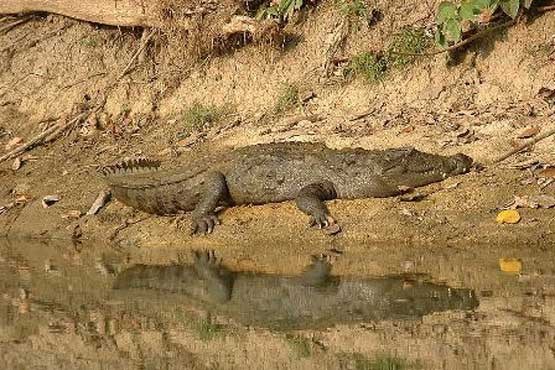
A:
191 215 221 235
308 214 336 229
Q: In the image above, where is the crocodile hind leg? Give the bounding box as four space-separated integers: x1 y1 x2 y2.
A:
191 171 229 235
295 181 338 229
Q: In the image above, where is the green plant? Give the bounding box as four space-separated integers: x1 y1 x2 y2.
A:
258 0 306 21
181 102 223 132
387 27 431 66
346 52 388 83
337 0 369 18
274 83 300 113
79 37 98 48
435 0 534 47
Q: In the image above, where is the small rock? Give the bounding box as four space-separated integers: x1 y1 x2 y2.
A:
505 195 555 210
399 208 414 217
42 195 60 208
12 158 22 171
300 91 316 103
5 137 23 151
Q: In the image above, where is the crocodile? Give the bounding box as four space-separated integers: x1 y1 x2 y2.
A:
113 250 479 329
101 142 473 234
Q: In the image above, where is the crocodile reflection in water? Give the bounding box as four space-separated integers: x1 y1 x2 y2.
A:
113 250 479 329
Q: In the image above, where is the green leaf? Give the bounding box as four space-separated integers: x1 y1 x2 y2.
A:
488 0 500 11
500 0 519 18
436 2 458 24
473 0 497 8
472 0 489 8
523 0 534 9
460 0 479 20
443 18 462 42
435 29 448 48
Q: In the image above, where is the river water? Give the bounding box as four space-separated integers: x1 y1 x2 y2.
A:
1 237 554 369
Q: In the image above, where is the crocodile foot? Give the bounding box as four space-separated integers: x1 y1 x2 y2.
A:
191 214 221 235
308 212 341 234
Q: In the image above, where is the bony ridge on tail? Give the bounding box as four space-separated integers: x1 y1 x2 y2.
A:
100 142 473 235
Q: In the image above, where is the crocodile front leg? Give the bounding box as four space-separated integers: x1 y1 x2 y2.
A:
295 181 338 229
191 171 229 235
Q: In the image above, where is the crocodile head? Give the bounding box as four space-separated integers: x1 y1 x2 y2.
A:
384 150 474 188
447 153 474 176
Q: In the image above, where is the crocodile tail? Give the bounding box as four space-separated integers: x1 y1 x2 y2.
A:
100 156 161 177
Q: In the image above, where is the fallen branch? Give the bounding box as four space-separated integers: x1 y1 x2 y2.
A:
491 116 555 164
0 15 31 34
391 18 516 57
117 28 155 81
0 0 153 27
322 17 350 77
0 112 87 164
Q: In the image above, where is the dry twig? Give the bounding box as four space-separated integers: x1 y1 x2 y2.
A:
491 116 555 164
391 18 516 57
0 112 87 164
322 17 350 77
0 16 32 34
117 28 155 80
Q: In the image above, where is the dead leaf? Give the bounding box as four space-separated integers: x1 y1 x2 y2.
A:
400 192 427 202
323 223 342 235
61 210 83 220
444 182 460 190
517 126 540 139
5 137 23 151
539 167 555 178
400 126 414 134
538 86 555 102
499 258 522 273
87 190 111 215
496 210 521 224
42 195 60 208
512 159 543 170
506 195 555 209
15 195 30 205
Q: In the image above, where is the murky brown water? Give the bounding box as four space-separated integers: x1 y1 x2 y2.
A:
1 237 554 369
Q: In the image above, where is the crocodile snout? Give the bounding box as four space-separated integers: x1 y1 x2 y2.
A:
451 153 473 174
